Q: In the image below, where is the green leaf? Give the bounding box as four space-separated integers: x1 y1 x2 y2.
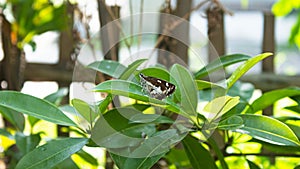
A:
182 135 218 169
0 91 76 126
44 88 68 106
234 114 300 146
119 59 148 80
227 53 273 89
194 54 251 79
0 106 25 131
94 80 168 105
284 106 300 114
53 157 79 169
87 60 126 78
129 114 174 124
15 138 88 169
246 87 300 114
0 128 13 139
110 152 165 169
98 94 112 114
139 67 171 82
91 108 156 149
76 150 98 166
15 133 41 155
195 80 225 90
203 96 240 121
165 148 191 168
71 99 98 122
247 159 261 169
218 116 244 130
171 64 198 116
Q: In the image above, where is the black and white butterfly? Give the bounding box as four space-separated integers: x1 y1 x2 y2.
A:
139 73 176 100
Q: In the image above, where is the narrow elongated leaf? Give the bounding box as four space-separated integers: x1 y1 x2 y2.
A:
182 135 218 169
195 54 251 79
44 87 68 106
246 87 300 114
218 116 244 130
15 138 88 169
171 64 197 116
76 150 99 166
110 152 165 169
0 106 25 131
284 106 300 114
53 157 79 169
129 114 174 124
119 59 148 80
234 114 300 146
0 91 76 126
195 80 225 90
227 53 273 89
71 99 98 122
87 60 126 78
15 133 41 155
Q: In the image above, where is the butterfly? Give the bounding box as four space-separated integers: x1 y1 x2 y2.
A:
139 73 176 100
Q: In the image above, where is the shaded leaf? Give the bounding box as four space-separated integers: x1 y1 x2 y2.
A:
0 106 25 131
76 150 98 166
15 133 41 155
0 128 13 139
129 114 174 124
119 59 148 80
182 135 218 169
218 116 244 130
15 138 88 169
0 91 76 126
234 114 300 146
247 159 261 169
71 99 98 122
87 60 126 78
44 88 68 106
227 53 273 89
53 157 79 169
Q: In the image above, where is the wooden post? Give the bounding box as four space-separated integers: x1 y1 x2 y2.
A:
207 7 225 62
262 12 275 117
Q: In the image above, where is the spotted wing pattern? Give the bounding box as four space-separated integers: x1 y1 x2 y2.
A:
139 73 176 100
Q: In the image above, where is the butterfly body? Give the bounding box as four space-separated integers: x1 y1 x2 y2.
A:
139 73 176 100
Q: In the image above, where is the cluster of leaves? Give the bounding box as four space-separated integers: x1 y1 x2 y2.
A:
3 0 68 49
272 0 300 49
0 53 299 168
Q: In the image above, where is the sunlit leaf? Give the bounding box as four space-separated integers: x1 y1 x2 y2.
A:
246 87 300 114
171 64 198 117
0 91 76 126
119 59 147 80
227 53 273 89
15 138 88 169
182 135 218 169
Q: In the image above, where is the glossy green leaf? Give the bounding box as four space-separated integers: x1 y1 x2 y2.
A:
15 138 88 169
110 152 165 169
0 105 25 131
15 133 41 155
203 96 240 121
119 59 148 80
139 67 171 82
129 114 174 124
246 87 300 114
195 54 251 79
0 91 76 126
234 114 300 146
87 60 126 78
218 116 244 130
171 64 197 116
71 99 98 122
98 94 112 114
53 157 79 169
44 88 68 106
165 148 191 168
91 108 156 149
182 135 218 169
227 53 273 89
